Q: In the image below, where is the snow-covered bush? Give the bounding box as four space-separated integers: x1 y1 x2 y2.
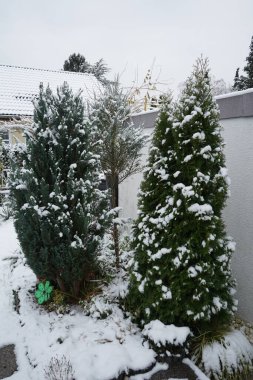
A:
143 320 191 355
127 58 236 332
82 233 133 319
97 218 134 277
97 233 117 278
44 356 75 380
82 295 114 319
0 197 12 220
0 136 3 183
193 329 253 379
10 83 112 298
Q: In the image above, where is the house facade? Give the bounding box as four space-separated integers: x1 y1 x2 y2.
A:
0 64 100 188
0 64 100 143
120 89 253 323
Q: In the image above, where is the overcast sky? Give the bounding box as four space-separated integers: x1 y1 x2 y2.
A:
1 0 252 93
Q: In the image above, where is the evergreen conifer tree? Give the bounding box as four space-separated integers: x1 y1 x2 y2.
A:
128 58 236 332
90 59 109 83
90 79 147 268
232 36 253 91
232 68 247 91
63 53 109 83
127 95 179 322
63 53 91 73
244 36 253 88
10 83 111 297
0 135 3 190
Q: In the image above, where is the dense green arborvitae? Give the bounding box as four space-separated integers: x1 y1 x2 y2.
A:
10 83 111 297
128 59 236 331
127 95 179 323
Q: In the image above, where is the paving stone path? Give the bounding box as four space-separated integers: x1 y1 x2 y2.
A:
113 355 205 380
149 356 198 380
0 345 17 379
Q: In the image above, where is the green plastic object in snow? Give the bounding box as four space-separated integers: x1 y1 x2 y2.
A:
35 281 53 304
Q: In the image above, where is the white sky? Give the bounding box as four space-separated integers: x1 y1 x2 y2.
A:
0 0 252 93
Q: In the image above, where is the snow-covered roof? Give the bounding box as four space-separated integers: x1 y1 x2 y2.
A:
0 64 100 117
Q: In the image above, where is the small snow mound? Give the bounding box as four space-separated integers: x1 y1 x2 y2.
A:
143 320 191 347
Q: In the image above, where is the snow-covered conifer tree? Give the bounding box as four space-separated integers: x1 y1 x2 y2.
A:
127 95 179 323
90 59 109 83
10 83 111 297
0 135 3 192
128 58 236 332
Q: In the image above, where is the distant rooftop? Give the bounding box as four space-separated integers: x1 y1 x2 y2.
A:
0 64 100 117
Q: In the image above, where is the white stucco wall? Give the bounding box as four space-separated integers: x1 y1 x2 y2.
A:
222 117 253 322
119 126 153 219
119 116 253 322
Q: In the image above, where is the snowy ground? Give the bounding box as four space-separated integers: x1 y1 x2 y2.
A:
1 218 237 380
0 219 157 380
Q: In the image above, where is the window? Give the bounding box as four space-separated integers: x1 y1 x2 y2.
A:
0 130 9 144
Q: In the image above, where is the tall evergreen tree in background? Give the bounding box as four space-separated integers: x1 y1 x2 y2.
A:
91 59 109 83
90 79 147 268
63 53 109 83
10 83 111 297
63 53 91 73
244 35 253 88
128 58 236 332
232 36 253 91
232 68 246 91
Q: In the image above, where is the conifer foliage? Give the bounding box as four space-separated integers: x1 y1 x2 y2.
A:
128 58 236 331
63 53 109 83
233 35 253 91
10 83 111 297
244 35 253 88
90 79 147 268
232 68 246 91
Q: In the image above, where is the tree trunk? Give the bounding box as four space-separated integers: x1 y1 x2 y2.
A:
56 276 66 293
72 280 81 298
106 174 120 269
113 222 120 269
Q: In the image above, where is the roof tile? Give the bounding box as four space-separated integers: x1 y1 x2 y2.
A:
0 64 100 116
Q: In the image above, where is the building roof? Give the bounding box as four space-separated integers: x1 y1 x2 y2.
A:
0 64 100 117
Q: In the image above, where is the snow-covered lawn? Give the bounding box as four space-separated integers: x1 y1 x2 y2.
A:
0 220 156 380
